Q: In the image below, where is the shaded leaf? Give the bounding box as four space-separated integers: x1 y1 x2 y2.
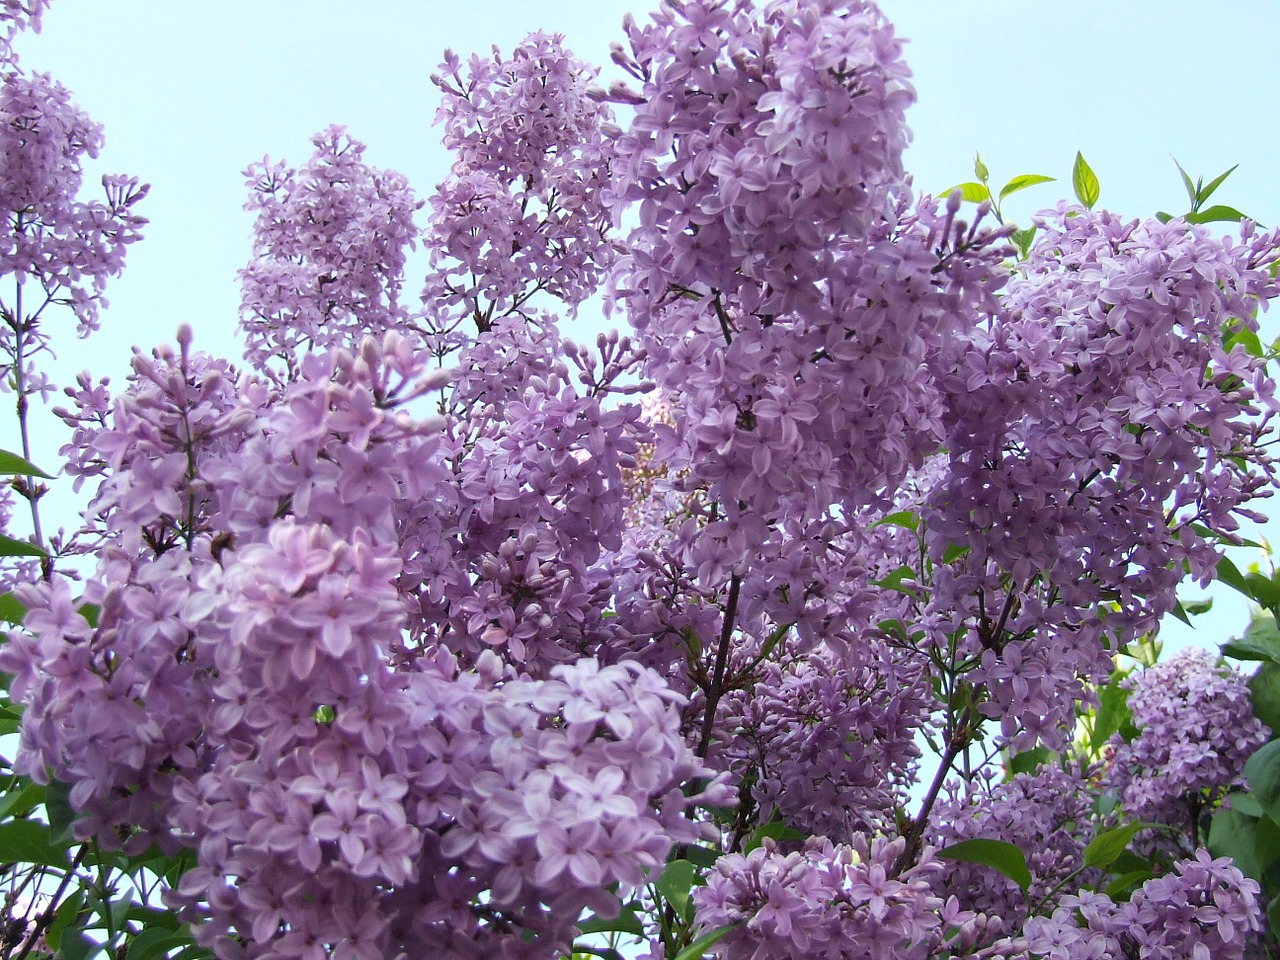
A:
0 449 52 479
0 591 25 626
672 924 739 960
0 819 69 867
1250 662 1280 733
1223 613 1280 664
0 534 47 558
655 859 697 921
1084 821 1158 869
936 838 1032 893
578 903 645 938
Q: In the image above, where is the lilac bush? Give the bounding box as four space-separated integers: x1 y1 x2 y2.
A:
2 1 1279 959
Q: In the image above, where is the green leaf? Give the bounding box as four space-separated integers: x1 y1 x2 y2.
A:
942 182 989 204
1084 821 1154 869
77 603 100 629
973 153 990 184
0 449 52 479
45 889 85 952
671 924 739 960
0 819 70 867
941 542 971 564
1010 226 1037 259
1227 792 1266 818
1005 746 1051 778
46 778 79 844
1072 152 1100 210
0 534 47 558
0 591 26 626
121 928 188 960
1169 600 1193 626
936 838 1032 893
1246 741 1280 822
871 565 919 595
1187 204 1250 225
682 844 720 870
0 778 45 820
578 903 645 938
744 820 807 852
1175 158 1197 206
1198 164 1239 205
1105 868 1154 899
1090 678 1133 752
56 929 99 960
1249 662 1280 733
998 174 1055 201
655 859 697 921
872 510 919 533
1182 598 1213 617
1208 806 1280 882
1217 555 1253 601
1155 211 1174 224
1223 613 1280 664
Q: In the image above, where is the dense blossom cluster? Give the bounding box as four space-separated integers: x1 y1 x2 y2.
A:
926 210 1280 749
1106 648 1268 831
692 836 959 960
423 33 614 351
721 642 930 840
930 763 1098 929
976 852 1262 960
239 127 422 376
3 1 1280 959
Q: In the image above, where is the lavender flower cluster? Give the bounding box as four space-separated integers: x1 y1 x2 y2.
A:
1107 648 1268 832
1 0 1278 958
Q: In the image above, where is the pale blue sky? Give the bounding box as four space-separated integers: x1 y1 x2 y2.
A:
9 1 1280 652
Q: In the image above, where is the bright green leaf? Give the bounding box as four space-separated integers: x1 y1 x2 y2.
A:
1090 679 1133 752
1005 746 1051 778
872 510 919 533
941 181 990 204
0 778 45 820
744 820 807 852
998 174 1055 201
1198 164 1239 205
872 565 918 595
0 449 52 479
1217 555 1253 601
973 153 989 184
1105 868 1154 898
941 542 971 564
1072 152 1100 210
1010 226 1037 259
936 838 1033 893
1245 741 1280 823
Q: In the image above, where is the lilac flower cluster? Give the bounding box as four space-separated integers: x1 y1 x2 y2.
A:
926 209 1280 750
0 63 146 343
721 641 929 840
7 328 730 958
976 851 1262 960
930 763 1098 930
423 33 614 349
239 127 422 376
606 0 1011 522
1106 648 1268 833
692 836 960 960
